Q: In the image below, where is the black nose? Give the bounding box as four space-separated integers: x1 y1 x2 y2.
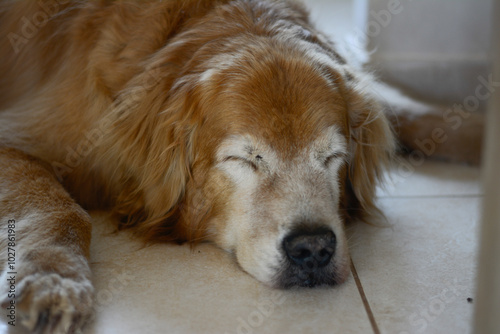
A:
283 227 336 271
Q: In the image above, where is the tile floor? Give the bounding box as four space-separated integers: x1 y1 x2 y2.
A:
0 159 481 334
87 160 482 334
0 1 482 334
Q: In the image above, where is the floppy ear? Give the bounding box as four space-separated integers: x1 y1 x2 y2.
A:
345 87 395 221
98 62 198 242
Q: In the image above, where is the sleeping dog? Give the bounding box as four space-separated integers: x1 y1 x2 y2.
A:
0 0 483 333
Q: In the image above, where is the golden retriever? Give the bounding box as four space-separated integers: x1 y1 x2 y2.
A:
0 0 483 333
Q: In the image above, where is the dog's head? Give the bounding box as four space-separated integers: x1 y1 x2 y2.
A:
161 42 392 288
114 2 394 289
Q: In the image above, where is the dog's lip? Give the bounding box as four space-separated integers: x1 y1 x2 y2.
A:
272 264 343 289
276 275 340 289
292 273 323 288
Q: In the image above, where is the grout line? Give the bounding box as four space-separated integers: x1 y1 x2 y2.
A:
350 259 381 334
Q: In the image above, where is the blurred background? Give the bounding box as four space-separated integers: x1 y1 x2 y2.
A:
307 0 494 108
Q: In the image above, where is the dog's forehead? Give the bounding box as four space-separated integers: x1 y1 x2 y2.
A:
222 56 348 156
196 37 352 162
200 84 350 164
233 114 348 161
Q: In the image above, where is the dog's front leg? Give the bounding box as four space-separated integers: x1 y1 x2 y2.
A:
0 147 93 334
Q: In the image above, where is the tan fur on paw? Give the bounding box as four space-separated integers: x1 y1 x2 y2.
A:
1 272 94 334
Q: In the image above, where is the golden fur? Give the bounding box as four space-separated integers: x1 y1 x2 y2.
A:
3 0 481 333
0 0 392 240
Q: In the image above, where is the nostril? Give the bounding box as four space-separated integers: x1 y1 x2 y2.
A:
283 227 336 270
295 248 311 259
319 248 329 258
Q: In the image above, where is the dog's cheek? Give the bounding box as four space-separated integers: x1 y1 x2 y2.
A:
231 196 289 285
205 160 282 284
203 169 247 252
234 234 282 285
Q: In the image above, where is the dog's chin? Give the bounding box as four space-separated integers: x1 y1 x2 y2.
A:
274 268 346 289
267 261 350 289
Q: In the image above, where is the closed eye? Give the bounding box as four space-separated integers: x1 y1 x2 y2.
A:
323 152 346 167
223 156 258 171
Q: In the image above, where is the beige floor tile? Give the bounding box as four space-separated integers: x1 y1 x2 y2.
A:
349 197 480 334
377 159 482 198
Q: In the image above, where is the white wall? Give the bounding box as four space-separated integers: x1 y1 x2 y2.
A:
363 0 494 107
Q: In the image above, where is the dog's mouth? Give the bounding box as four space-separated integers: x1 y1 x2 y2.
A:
278 269 341 289
275 258 348 289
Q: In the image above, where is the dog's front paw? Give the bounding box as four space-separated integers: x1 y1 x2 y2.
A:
1 271 94 334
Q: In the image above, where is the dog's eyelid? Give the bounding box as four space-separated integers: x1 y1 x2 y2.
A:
223 155 258 171
323 151 347 166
